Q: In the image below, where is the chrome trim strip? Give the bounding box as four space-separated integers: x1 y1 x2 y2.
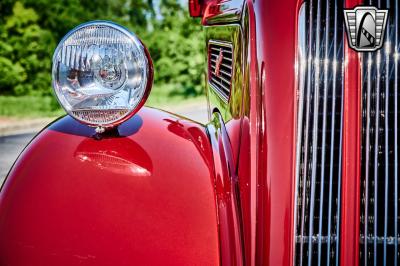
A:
308 0 322 264
395 1 399 264
363 51 373 266
373 50 381 266
335 53 344 266
208 39 235 47
317 0 330 264
383 2 390 261
299 0 314 263
294 4 307 265
327 1 339 265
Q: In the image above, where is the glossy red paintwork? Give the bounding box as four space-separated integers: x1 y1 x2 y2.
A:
340 0 362 265
249 0 297 265
236 3 258 265
0 108 219 265
188 0 204 17
207 112 244 265
205 0 298 264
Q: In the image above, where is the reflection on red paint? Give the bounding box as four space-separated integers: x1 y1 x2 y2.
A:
74 137 152 177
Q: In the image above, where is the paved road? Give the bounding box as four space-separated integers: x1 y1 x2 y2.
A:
0 108 208 187
0 133 36 186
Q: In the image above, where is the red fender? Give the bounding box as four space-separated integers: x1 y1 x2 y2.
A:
0 107 220 265
207 112 244 265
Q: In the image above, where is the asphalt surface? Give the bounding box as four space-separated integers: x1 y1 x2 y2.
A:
0 133 36 186
0 108 208 187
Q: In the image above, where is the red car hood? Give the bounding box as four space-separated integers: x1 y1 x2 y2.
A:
0 107 219 265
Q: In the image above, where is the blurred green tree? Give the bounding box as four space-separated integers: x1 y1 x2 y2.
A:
147 0 204 97
0 2 55 95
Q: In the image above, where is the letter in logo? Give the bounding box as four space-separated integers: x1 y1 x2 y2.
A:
344 6 388 52
214 48 224 77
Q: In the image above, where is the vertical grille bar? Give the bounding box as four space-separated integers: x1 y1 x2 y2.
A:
373 49 381 266
298 1 314 264
327 1 339 265
317 0 331 264
307 0 322 263
383 2 391 264
335 60 344 266
360 1 399 265
294 1 345 265
394 1 399 264
363 50 373 266
294 2 308 265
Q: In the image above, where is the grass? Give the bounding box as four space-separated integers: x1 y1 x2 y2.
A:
0 85 206 118
0 95 64 118
146 84 206 109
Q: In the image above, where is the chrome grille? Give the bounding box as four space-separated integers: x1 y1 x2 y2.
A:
294 0 345 265
360 1 399 265
208 41 233 102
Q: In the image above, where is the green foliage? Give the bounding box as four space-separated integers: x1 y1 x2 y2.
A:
0 57 26 91
0 0 205 112
146 14 204 97
0 1 55 96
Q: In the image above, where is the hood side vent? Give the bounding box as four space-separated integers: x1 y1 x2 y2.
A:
208 41 233 103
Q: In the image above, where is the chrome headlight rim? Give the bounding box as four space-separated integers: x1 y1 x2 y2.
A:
51 20 153 128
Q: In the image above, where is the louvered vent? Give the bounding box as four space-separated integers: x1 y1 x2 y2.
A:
294 0 345 265
208 41 233 102
360 1 400 265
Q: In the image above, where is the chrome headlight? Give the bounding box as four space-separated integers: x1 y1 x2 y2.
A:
52 21 153 129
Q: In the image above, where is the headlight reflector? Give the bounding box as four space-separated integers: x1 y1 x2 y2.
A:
52 21 152 128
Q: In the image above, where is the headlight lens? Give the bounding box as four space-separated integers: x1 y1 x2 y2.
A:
52 21 152 128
